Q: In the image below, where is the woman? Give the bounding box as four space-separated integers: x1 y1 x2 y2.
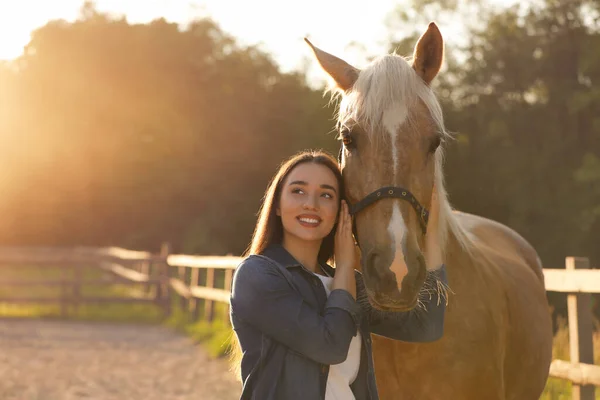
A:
229 150 447 400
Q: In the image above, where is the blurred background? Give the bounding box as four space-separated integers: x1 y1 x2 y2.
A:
0 0 599 319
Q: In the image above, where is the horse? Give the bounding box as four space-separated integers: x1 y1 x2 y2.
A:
305 22 553 399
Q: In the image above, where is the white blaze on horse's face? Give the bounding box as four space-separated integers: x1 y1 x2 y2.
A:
383 103 410 285
382 103 408 176
387 203 409 284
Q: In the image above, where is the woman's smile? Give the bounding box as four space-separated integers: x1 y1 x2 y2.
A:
277 162 339 244
297 214 323 227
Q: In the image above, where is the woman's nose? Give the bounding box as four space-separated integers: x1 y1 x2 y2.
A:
303 194 318 210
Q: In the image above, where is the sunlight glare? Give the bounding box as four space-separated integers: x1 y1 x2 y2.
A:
0 1 81 60
0 0 521 66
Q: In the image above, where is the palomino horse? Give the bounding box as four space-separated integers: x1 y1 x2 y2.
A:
306 23 553 399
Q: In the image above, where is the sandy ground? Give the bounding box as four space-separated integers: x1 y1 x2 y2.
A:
0 319 242 400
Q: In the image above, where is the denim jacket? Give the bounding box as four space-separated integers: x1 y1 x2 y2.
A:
230 244 447 400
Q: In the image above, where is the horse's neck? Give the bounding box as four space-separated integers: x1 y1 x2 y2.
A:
433 205 481 274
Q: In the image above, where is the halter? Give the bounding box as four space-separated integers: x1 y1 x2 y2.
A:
338 146 430 234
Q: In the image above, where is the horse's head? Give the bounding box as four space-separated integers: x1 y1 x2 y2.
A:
307 23 449 311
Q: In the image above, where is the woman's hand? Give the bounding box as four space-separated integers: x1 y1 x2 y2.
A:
334 200 359 271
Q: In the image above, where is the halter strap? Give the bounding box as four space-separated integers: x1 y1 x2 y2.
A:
338 146 430 234
348 186 429 233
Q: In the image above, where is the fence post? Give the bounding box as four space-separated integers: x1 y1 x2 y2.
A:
223 268 233 324
205 268 215 322
159 242 172 318
140 260 151 294
73 264 82 316
178 265 188 313
189 268 201 320
60 267 68 318
566 256 594 400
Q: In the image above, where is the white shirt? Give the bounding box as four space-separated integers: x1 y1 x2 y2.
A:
315 273 362 400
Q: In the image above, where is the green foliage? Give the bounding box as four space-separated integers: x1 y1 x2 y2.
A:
0 5 337 255
0 0 597 276
164 299 233 358
575 153 600 229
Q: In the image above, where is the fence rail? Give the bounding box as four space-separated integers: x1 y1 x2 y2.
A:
0 246 168 317
0 246 598 398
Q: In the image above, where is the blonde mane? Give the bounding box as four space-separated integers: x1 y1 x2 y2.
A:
331 53 474 256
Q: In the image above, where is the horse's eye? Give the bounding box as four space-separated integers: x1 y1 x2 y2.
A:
429 135 442 153
341 128 353 147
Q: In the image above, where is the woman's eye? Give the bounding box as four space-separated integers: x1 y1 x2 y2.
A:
322 192 334 199
291 188 304 194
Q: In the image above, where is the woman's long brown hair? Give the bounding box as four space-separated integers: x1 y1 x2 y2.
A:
228 149 343 380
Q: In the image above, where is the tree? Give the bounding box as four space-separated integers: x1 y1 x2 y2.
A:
0 5 338 254
387 0 600 270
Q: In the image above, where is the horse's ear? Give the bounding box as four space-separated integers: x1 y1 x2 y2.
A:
304 38 359 92
412 22 444 85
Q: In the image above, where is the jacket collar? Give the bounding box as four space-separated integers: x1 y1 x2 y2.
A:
262 244 335 276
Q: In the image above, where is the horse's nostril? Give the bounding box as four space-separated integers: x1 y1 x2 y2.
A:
365 250 402 295
366 251 382 279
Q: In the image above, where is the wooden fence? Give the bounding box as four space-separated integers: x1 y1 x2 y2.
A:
0 246 598 399
163 252 600 399
0 246 170 316
165 245 237 323
544 257 599 400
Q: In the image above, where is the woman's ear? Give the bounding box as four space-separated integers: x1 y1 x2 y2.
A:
276 207 281 216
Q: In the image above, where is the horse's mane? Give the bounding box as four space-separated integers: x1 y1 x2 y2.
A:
330 52 475 258
335 54 445 138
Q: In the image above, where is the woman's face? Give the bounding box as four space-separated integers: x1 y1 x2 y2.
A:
277 162 340 244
